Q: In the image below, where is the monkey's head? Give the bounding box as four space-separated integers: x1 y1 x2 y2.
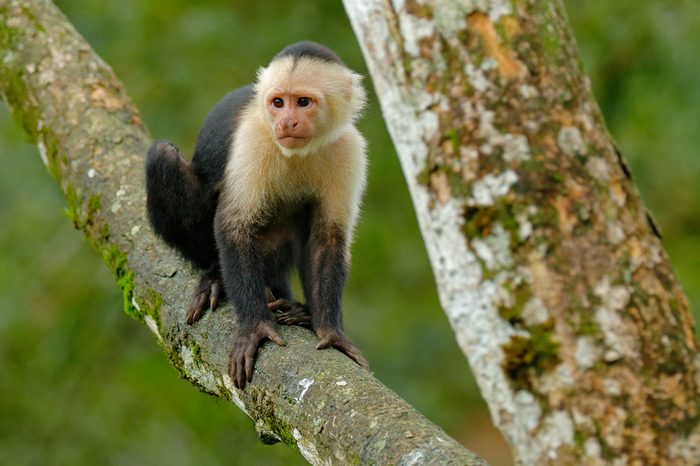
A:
255 42 366 157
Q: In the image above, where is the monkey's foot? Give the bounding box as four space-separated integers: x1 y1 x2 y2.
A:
229 319 285 389
315 326 370 370
268 299 311 327
186 271 225 325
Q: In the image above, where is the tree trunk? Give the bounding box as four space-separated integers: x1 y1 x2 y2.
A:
0 1 488 464
343 0 700 464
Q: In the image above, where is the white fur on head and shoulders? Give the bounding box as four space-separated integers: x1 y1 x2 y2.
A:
220 43 368 233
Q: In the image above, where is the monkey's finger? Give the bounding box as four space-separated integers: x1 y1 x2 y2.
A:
289 308 311 322
229 345 245 389
344 347 370 370
244 345 256 384
235 352 247 389
337 343 369 369
186 308 195 325
317 337 370 369
210 281 221 311
188 288 211 322
267 299 289 311
268 299 306 313
186 294 208 325
274 310 294 324
278 316 297 325
315 336 332 350
228 353 238 388
266 328 286 347
228 352 238 388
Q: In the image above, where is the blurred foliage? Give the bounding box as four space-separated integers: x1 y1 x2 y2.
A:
0 1 697 466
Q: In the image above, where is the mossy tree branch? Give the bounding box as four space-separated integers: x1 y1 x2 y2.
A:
0 1 486 464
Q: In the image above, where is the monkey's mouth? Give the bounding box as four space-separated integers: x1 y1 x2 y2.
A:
277 135 310 148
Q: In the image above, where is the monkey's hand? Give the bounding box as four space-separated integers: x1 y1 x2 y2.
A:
186 270 225 325
315 327 369 370
229 319 285 389
268 299 311 327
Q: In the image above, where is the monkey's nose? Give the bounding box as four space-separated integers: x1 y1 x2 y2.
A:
279 117 298 131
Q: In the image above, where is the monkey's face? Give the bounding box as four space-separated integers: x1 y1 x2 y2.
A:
256 55 365 157
265 89 322 150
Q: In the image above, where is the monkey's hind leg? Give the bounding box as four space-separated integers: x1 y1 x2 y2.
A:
146 141 221 324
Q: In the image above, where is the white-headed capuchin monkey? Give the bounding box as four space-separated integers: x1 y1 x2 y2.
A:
146 41 369 388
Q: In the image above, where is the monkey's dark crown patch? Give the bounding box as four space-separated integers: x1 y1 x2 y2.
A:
274 40 344 65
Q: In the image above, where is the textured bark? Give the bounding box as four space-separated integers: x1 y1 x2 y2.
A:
0 1 488 465
343 0 700 464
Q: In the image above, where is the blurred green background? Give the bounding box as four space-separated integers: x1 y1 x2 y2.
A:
1 1 698 465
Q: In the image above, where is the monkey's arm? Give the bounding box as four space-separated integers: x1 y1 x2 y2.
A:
214 219 285 389
301 221 368 369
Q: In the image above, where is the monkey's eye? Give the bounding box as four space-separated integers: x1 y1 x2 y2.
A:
272 98 284 108
297 97 311 107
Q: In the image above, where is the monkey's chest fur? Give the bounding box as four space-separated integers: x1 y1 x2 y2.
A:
220 131 360 240
255 198 315 256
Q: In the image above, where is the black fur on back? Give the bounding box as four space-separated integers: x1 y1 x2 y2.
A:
273 41 344 66
191 84 255 186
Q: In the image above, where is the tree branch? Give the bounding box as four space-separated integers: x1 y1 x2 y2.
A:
0 1 486 464
343 0 700 464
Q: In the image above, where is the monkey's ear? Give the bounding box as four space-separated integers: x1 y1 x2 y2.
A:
348 72 367 120
254 66 271 105
255 66 268 84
